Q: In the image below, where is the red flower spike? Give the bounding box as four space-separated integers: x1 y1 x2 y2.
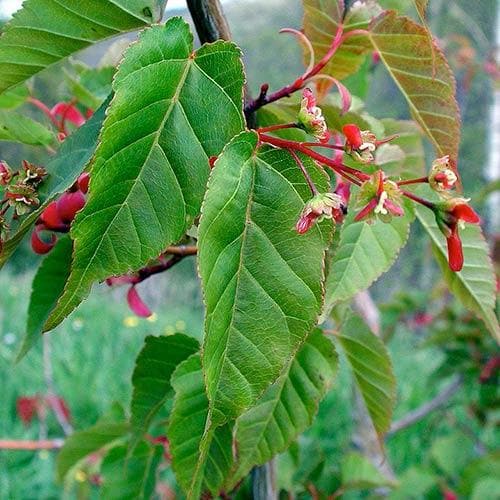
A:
433 198 481 272
77 172 90 194
51 102 86 127
446 227 464 272
40 201 65 231
296 212 317 234
354 198 377 222
56 190 86 223
342 124 363 149
127 286 152 318
31 226 57 254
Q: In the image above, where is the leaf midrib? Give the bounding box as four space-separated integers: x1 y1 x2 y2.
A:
46 57 194 328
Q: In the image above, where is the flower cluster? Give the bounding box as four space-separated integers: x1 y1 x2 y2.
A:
296 191 344 234
355 170 403 223
297 88 330 143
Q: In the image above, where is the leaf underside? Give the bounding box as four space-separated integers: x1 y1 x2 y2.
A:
0 0 165 94
0 110 53 145
100 440 162 500
168 354 234 499
228 328 338 488
322 201 413 320
17 236 73 361
44 18 245 331
198 131 332 426
339 315 396 437
129 333 199 448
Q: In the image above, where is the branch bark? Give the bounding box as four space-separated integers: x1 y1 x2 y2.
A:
186 0 232 43
251 460 277 500
388 375 463 435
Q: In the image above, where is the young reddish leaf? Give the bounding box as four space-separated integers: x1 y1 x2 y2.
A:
368 11 461 165
302 0 381 86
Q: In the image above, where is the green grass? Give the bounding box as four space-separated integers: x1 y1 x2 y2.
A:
0 258 203 499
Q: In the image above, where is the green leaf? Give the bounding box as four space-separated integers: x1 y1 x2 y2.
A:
369 11 460 162
431 432 474 477
303 0 382 82
228 329 338 488
168 354 234 499
56 416 129 482
0 97 108 268
0 110 53 145
0 0 166 94
16 236 73 361
322 200 413 319
129 334 199 448
416 207 499 342
339 315 396 437
198 131 332 426
341 452 396 491
0 84 29 109
65 65 115 110
44 18 245 332
100 440 162 500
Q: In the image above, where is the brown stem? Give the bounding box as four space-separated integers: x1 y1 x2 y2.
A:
397 176 429 186
164 245 198 256
257 123 299 133
400 189 435 209
186 0 232 43
388 376 463 435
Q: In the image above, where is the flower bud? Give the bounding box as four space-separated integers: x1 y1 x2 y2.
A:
56 190 86 223
298 88 330 143
77 172 90 194
40 201 66 231
127 286 152 318
31 226 57 254
428 155 458 192
0 161 12 185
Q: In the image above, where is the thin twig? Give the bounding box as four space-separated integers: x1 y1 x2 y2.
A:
0 439 64 450
388 375 463 435
164 245 198 256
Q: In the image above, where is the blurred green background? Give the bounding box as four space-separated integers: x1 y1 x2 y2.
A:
0 0 498 498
